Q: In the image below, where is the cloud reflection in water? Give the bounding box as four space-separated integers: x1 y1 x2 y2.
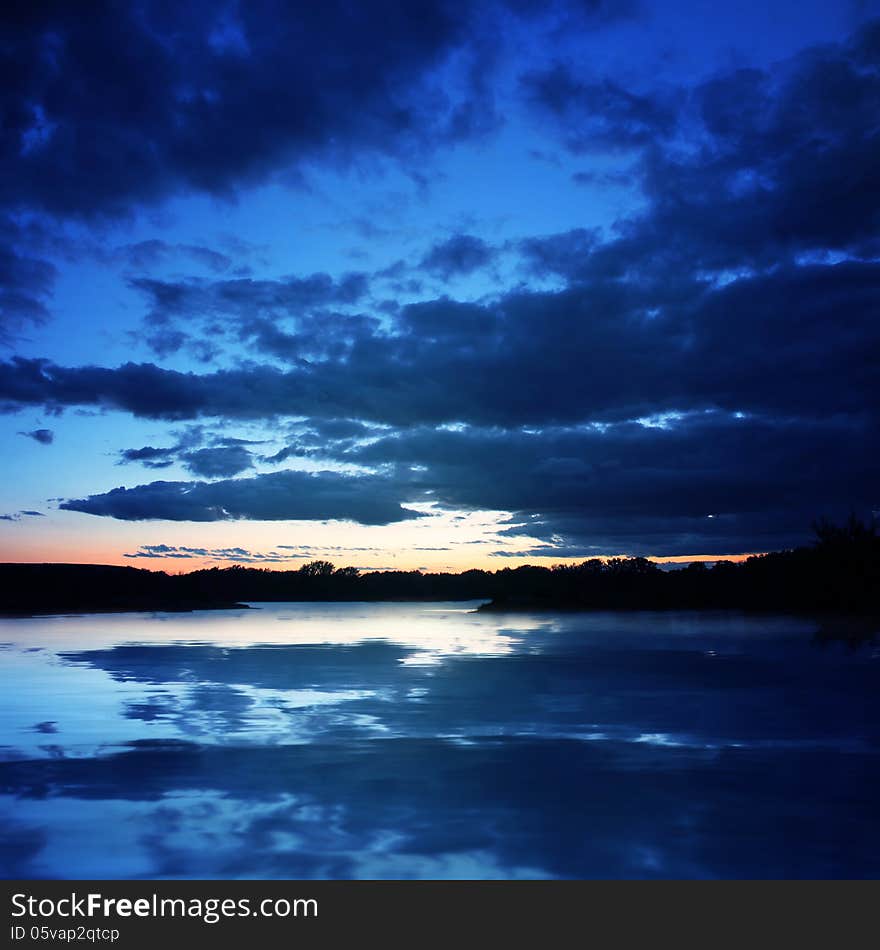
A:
0 603 878 878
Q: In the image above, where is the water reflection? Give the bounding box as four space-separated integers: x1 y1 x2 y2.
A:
0 603 878 878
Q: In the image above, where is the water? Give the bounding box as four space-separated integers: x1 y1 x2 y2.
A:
0 602 877 879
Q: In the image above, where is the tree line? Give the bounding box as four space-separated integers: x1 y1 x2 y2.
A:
0 517 877 616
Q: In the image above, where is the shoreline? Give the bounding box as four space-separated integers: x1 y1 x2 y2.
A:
0 601 251 619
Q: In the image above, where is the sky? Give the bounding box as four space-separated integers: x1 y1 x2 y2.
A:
0 0 878 573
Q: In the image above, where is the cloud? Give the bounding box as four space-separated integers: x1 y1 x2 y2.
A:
119 446 176 469
562 21 879 269
262 446 310 465
66 406 870 554
0 509 45 522
132 272 370 325
118 432 261 476
0 225 57 341
419 234 496 278
306 419 376 441
520 63 679 151
178 445 253 478
3 23 872 407
60 469 425 525
2 16 878 558
116 240 234 274
3 255 878 427
18 427 53 444
260 419 379 465
514 19 880 293
123 544 293 563
339 412 879 555
130 271 373 359
0 1 496 219
517 227 600 278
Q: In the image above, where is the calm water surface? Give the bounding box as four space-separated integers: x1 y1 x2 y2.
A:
0 602 877 878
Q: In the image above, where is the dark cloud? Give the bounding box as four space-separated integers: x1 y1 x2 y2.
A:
123 544 292 563
0 227 56 341
2 15 877 557
419 234 496 278
592 23 878 271
517 227 600 278
307 419 376 441
178 445 253 478
3 257 877 428
131 271 372 359
119 432 262 475
214 436 265 447
31 721 57 734
60 470 424 525
67 400 879 553
262 446 310 465
17 427 53 444
260 419 379 465
133 272 370 325
141 329 190 360
237 310 378 364
116 240 234 274
519 20 880 274
521 63 679 151
339 413 879 555
0 1 494 219
119 446 176 469
0 509 45 522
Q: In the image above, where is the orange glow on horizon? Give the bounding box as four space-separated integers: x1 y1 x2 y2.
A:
0 539 762 574
0 505 765 575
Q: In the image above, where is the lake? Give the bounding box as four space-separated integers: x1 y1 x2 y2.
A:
0 602 877 879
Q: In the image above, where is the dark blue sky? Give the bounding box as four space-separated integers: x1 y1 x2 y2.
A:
1 0 878 569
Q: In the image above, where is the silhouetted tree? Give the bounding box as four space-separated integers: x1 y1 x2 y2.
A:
1 518 876 618
298 560 336 577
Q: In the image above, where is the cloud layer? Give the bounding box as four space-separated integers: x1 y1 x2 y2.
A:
1 9 878 556
60 470 423 526
0 1 490 218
